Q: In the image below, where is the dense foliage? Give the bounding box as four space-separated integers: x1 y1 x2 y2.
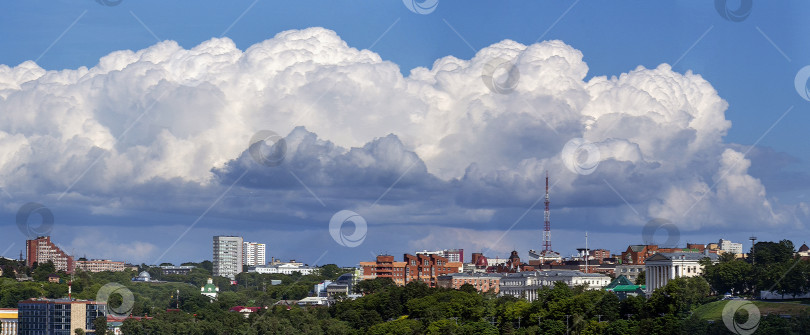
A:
702 240 810 298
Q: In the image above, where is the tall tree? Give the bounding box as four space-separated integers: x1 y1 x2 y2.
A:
702 258 752 295
634 271 646 285
751 240 794 265
32 260 56 281
93 314 107 335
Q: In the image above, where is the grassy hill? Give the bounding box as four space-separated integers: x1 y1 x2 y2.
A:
693 299 810 320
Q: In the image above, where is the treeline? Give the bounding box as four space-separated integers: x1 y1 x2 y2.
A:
0 259 344 313
701 240 810 298
118 277 810 334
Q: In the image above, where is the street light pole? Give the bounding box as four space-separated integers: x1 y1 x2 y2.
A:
565 315 571 335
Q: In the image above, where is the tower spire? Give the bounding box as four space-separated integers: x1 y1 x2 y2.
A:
543 171 551 252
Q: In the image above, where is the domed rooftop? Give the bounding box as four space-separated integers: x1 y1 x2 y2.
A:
138 271 151 279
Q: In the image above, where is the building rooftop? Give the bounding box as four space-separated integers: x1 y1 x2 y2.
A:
19 298 104 304
440 272 503 278
606 275 634 289
610 284 646 292
502 270 608 278
647 252 719 262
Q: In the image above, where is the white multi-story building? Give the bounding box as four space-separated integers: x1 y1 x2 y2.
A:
499 270 610 302
249 263 317 275
75 259 125 273
719 239 744 255
645 252 719 296
243 242 266 266
213 236 243 280
415 249 464 263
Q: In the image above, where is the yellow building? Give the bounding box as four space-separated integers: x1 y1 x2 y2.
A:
0 308 18 335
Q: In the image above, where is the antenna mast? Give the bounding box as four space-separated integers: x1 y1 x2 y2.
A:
585 231 589 273
543 171 551 252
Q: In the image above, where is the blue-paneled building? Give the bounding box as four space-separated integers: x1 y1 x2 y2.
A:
17 298 105 335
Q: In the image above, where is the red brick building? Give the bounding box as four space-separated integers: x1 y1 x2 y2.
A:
621 244 715 265
26 236 74 274
590 249 611 263
359 254 462 287
437 273 501 293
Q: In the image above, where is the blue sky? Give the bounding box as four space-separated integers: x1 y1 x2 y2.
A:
1 1 810 267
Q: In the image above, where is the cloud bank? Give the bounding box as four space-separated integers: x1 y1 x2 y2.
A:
0 27 803 262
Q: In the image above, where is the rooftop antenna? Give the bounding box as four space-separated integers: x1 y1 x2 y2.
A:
585 231 589 274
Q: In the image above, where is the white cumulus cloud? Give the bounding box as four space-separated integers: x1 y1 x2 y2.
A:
0 26 801 252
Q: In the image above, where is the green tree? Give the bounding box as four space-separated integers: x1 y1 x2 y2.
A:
32 260 56 281
634 271 645 285
646 277 709 316
604 319 637 335
619 294 644 319
319 264 342 279
200 260 213 273
1 265 16 278
459 283 477 294
459 321 499 335
93 315 107 335
537 319 566 335
751 240 794 265
702 257 752 295
366 318 422 335
355 277 395 295
74 329 84 335
427 319 459 334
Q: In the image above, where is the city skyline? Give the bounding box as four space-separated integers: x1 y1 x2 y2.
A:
11 232 761 270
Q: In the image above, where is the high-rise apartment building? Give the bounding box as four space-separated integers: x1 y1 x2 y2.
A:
26 236 74 274
243 242 266 266
213 236 243 279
